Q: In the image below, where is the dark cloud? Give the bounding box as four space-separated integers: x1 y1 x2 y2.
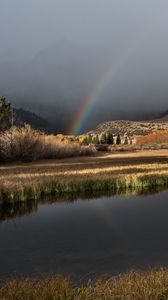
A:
0 0 168 132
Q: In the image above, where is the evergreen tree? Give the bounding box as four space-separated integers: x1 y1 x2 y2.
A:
92 136 96 144
0 96 12 131
106 131 114 144
116 134 121 145
87 134 93 144
124 136 129 145
96 134 100 144
92 134 99 144
100 133 107 144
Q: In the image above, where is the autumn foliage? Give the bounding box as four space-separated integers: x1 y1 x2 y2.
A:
137 130 168 145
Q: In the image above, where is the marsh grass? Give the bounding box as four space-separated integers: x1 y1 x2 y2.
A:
1 173 168 204
0 150 168 203
1 269 168 299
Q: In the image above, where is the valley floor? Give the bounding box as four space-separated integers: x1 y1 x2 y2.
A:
0 149 168 202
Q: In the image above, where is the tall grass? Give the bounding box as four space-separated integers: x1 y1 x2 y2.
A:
0 125 96 162
1 173 168 203
1 269 168 299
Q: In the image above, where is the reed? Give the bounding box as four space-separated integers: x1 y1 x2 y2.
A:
1 269 168 299
0 173 168 204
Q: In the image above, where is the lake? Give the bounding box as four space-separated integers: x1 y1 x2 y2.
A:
0 190 168 280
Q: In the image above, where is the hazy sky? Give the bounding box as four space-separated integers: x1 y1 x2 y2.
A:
1 0 168 131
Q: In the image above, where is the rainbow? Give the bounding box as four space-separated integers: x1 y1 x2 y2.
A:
70 53 125 135
70 31 150 136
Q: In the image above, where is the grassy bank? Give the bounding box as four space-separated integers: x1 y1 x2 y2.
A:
1 269 168 299
1 173 168 203
0 150 168 203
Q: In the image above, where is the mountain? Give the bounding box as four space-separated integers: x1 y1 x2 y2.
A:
14 108 54 133
156 110 168 121
88 119 168 137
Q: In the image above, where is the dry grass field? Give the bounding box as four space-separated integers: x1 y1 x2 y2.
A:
0 149 168 203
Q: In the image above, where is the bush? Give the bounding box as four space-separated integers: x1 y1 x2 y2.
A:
0 125 96 162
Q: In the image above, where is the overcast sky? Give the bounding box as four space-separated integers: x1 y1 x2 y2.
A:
1 0 168 131
1 0 166 55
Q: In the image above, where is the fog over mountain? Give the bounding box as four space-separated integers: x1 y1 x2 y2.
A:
1 0 168 133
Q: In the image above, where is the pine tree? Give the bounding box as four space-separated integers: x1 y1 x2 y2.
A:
96 134 100 144
116 134 121 145
106 131 114 144
0 96 12 131
124 136 129 145
87 134 93 144
100 133 107 144
92 135 99 144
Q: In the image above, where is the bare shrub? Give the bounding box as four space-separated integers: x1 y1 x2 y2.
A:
41 135 96 159
0 125 96 162
0 125 44 161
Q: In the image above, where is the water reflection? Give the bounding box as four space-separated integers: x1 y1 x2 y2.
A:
0 185 167 222
0 189 168 280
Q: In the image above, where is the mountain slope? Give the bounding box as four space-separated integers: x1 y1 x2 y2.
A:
88 119 168 137
156 110 168 121
14 108 54 133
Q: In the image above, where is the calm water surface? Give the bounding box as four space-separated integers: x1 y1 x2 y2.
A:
0 190 168 280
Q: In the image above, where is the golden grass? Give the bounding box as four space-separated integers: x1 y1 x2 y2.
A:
1 269 168 299
0 150 168 203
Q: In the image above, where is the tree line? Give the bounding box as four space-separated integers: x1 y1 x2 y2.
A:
77 133 131 145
